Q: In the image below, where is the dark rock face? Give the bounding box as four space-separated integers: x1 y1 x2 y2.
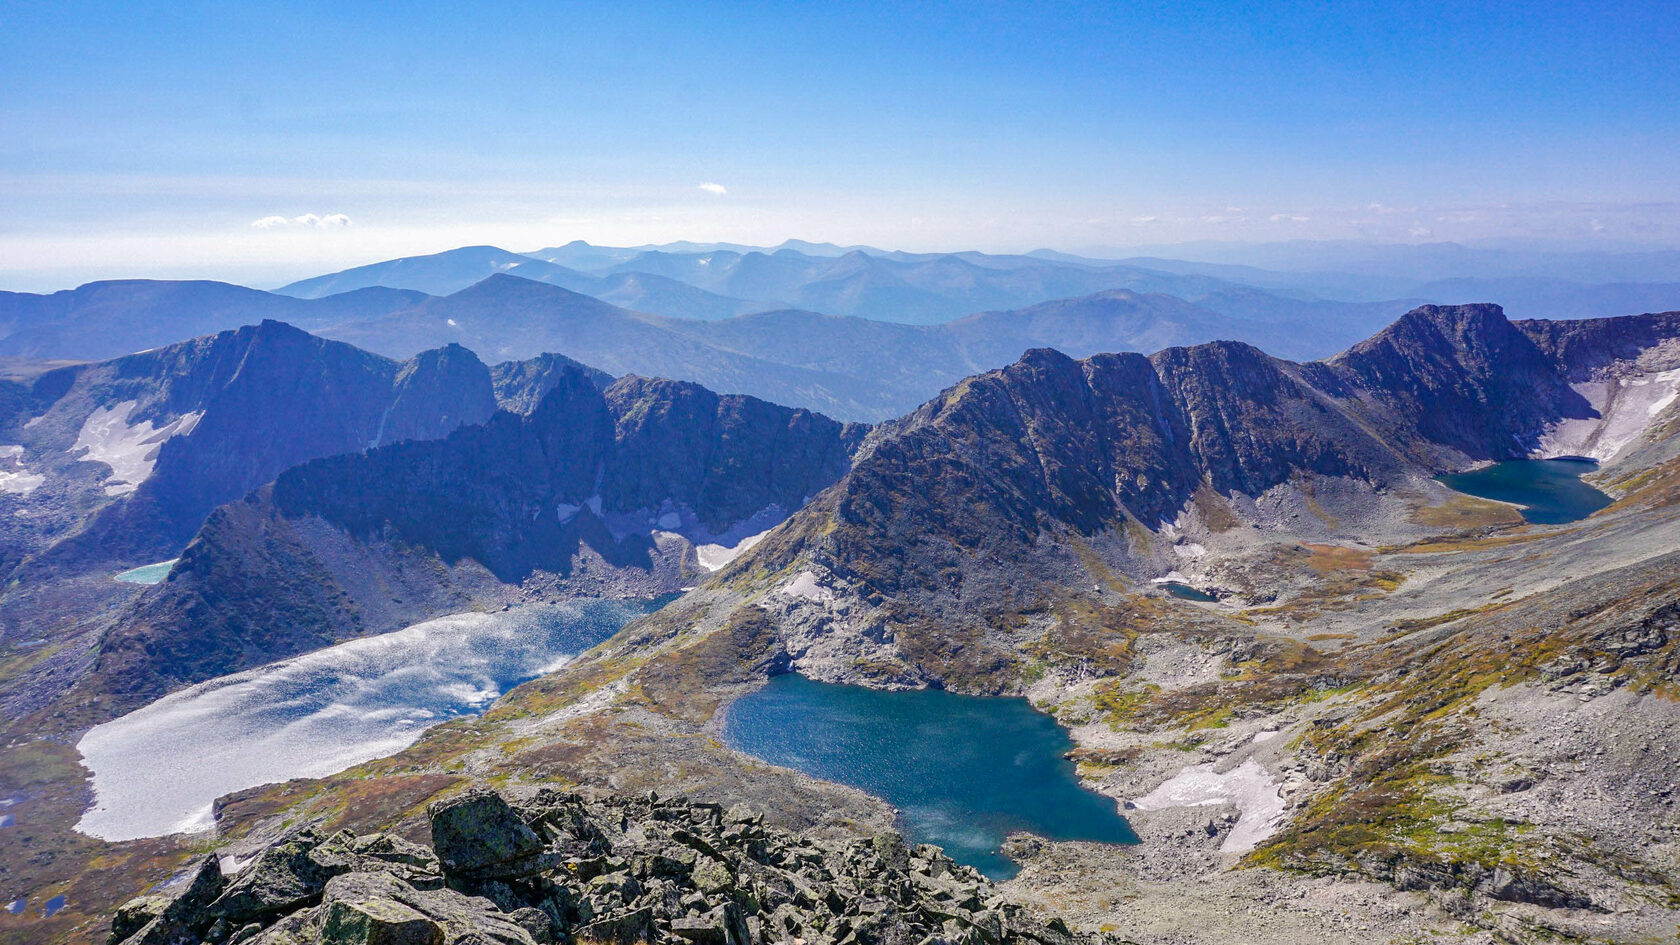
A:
815 339 1408 603
89 370 863 707
490 354 613 415
1514 310 1680 380
743 305 1680 687
1325 304 1592 458
108 790 1110 945
3 321 501 577
268 371 863 580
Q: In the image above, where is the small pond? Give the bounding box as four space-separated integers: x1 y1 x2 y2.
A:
723 674 1138 879
1162 581 1218 602
1438 458 1613 525
114 559 179 585
77 597 666 842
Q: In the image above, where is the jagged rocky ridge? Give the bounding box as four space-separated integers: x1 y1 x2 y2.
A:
0 320 502 582
725 304 1680 687
111 789 1105 945
87 369 865 708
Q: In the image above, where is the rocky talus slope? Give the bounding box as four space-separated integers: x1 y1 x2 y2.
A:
112 789 1108 945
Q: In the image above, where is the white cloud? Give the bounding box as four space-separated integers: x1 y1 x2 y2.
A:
250 213 352 229
697 182 727 195
1269 213 1309 223
1130 215 1158 224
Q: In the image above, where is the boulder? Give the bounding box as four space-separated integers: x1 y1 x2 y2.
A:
429 790 553 882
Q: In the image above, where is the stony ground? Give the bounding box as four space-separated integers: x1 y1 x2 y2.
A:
112 788 1117 945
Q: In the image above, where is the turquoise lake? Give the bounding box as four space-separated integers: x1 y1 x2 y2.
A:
1438 458 1613 525
114 559 178 584
1162 581 1218 602
723 674 1138 879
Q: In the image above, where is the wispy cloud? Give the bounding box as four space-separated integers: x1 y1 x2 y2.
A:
1269 213 1309 222
251 213 352 229
697 182 728 196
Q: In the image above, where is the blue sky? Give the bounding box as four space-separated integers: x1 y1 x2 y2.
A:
2 0 1677 288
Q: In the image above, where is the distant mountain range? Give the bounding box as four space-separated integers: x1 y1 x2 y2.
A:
277 240 1680 323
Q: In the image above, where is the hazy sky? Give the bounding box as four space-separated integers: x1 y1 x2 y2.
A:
3 1 1678 289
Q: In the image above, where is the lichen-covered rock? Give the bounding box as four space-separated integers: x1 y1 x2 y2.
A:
109 855 226 945
109 788 1121 945
428 789 553 882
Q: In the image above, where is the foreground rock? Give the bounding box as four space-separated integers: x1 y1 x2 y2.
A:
110 788 1117 945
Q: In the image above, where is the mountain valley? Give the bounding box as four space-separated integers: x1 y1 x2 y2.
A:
2 260 1680 945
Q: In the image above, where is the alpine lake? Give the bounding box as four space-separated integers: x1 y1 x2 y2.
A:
724 673 1137 879
1438 457 1613 525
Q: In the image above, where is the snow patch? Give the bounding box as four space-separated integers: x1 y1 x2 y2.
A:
1173 542 1206 559
75 599 643 841
0 445 43 494
73 401 202 496
780 570 834 602
1132 758 1287 852
695 528 771 572
1537 368 1680 462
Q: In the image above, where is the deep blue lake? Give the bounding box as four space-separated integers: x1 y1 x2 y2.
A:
1438 458 1613 525
723 673 1138 879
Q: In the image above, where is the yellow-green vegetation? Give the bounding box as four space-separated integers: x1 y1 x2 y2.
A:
1407 492 1525 530
1191 484 1240 533
0 740 195 945
1251 589 1680 905
1238 544 1406 623
635 605 788 722
1090 681 1163 730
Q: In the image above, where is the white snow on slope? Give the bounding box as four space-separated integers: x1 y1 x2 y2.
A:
780 570 834 602
1538 368 1680 462
73 401 202 496
696 528 771 572
75 600 643 841
0 445 43 495
1132 758 1287 853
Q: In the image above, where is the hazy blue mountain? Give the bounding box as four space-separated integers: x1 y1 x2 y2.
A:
1411 277 1680 319
318 275 1413 422
0 280 428 361
1112 240 1680 292
278 245 770 319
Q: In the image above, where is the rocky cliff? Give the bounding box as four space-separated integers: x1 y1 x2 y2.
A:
726 304 1680 689
0 320 500 579
85 371 865 709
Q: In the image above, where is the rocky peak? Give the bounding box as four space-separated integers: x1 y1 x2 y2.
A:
1329 303 1587 458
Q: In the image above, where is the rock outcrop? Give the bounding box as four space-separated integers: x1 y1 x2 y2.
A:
109 789 1111 945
